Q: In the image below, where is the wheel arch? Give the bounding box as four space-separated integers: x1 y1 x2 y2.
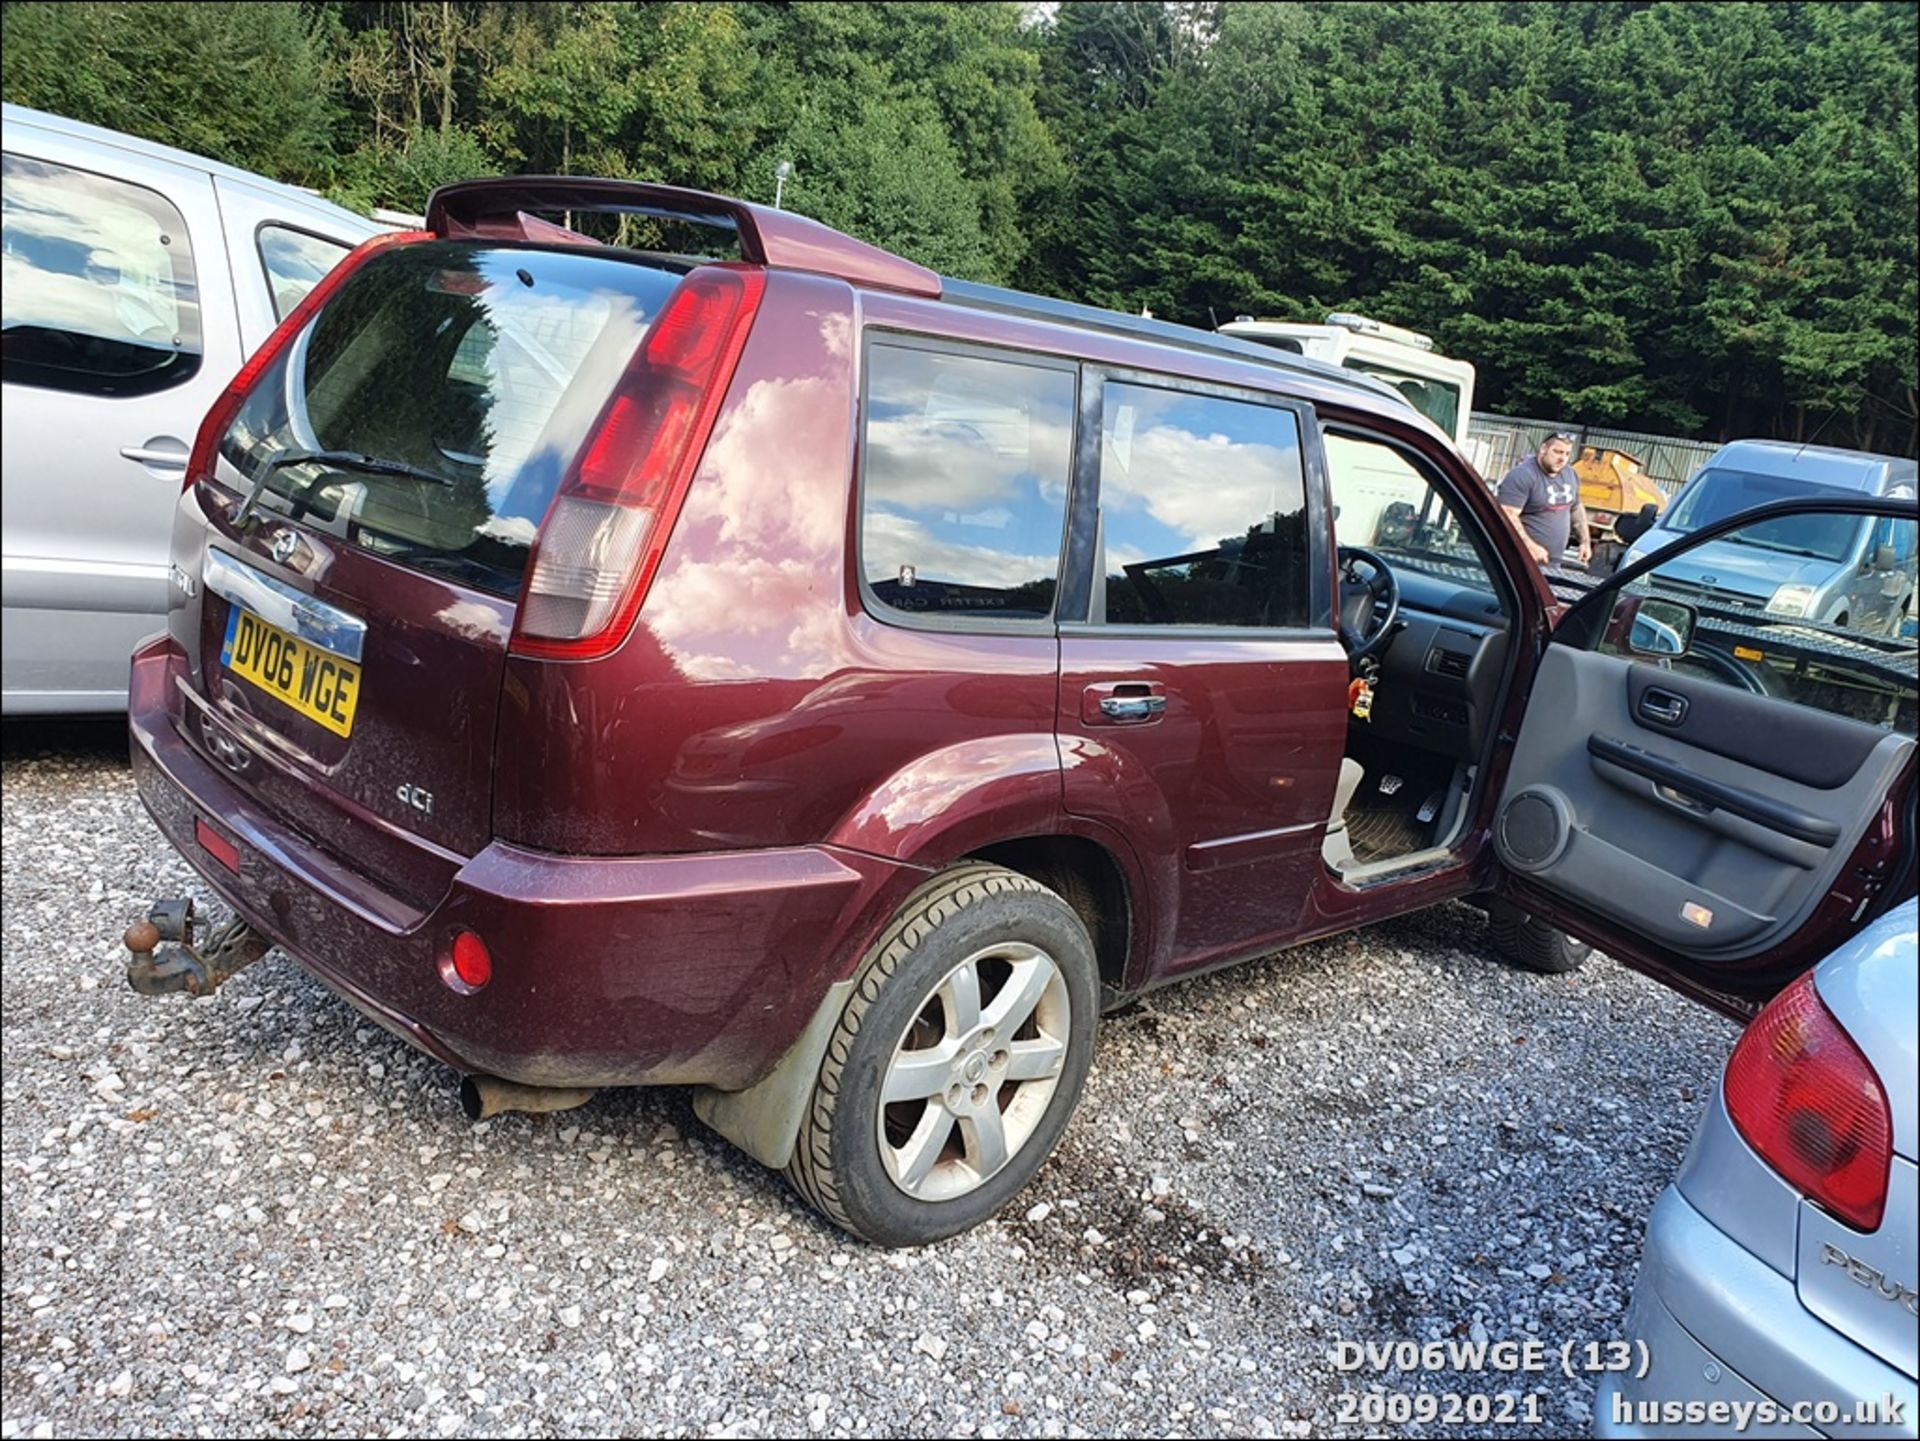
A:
965 833 1137 1004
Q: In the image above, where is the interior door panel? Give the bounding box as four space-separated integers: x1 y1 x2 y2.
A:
1623 667 1882 789
1495 646 1913 960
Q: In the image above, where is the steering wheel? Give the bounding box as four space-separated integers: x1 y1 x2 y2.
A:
1336 544 1401 663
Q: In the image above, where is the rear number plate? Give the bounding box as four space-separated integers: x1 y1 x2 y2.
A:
221 607 361 737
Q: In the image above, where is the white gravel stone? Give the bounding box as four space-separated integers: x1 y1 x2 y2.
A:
913 1333 949 1362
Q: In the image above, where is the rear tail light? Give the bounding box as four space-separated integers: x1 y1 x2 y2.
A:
1724 971 1892 1231
510 266 766 660
183 229 434 494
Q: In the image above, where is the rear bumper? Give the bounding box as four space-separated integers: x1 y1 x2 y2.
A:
129 636 919 1090
1594 1187 1917 1439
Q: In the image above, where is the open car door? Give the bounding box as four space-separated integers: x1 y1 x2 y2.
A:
1490 495 1918 1013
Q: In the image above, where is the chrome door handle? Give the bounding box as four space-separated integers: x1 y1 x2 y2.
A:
120 443 189 469
1638 688 1689 726
1099 694 1168 721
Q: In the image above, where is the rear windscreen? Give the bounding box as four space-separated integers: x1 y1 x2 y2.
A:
218 242 685 596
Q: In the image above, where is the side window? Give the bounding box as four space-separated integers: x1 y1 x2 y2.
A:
861 342 1076 623
1323 430 1503 603
1 152 203 395
1095 383 1310 628
258 225 349 321
1600 509 1918 734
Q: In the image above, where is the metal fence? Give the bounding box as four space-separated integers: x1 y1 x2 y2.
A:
1462 412 1721 500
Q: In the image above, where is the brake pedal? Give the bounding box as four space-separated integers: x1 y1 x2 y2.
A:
1377 774 1403 797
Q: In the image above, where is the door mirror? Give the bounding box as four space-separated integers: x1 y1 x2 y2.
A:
1610 593 1696 657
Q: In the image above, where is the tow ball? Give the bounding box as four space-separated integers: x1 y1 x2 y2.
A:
123 899 270 998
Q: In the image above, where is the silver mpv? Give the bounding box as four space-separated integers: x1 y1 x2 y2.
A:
1 103 378 713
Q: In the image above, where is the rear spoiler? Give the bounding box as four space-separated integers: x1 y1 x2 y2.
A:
424 177 942 300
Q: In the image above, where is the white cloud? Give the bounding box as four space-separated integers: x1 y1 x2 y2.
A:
1102 419 1297 552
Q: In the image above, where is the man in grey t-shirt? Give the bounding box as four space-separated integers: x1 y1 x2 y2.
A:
1497 431 1591 569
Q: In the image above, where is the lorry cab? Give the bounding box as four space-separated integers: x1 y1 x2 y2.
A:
1218 312 1477 447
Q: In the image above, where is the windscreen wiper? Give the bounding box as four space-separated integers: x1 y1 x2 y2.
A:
231 448 458 527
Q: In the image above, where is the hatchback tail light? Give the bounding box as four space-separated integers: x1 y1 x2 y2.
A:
183 229 434 494
1724 971 1891 1231
510 266 766 660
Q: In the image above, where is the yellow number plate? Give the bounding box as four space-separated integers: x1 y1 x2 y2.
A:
221 607 361 737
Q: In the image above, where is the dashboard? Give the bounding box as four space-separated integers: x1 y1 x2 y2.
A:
1366 563 1510 762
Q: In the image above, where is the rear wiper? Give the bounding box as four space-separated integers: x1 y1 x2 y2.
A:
232 448 458 527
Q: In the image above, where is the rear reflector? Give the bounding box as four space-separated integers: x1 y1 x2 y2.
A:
195 817 240 874
448 930 492 990
510 266 766 660
184 229 434 495
1724 971 1891 1231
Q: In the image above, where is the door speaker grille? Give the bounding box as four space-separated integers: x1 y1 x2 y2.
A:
1499 790 1570 870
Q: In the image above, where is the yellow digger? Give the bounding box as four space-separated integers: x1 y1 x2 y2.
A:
1574 445 1669 572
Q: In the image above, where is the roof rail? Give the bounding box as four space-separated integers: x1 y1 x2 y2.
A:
424 177 942 299
940 278 1394 399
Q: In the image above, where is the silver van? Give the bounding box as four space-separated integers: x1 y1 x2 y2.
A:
2 104 380 713
1622 439 1919 635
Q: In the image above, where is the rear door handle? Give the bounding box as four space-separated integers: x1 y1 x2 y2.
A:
1638 687 1689 726
120 440 190 473
1083 681 1167 725
1100 694 1167 721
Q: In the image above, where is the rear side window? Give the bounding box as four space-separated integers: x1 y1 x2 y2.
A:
0 152 202 396
219 242 683 597
1096 383 1311 628
257 224 349 320
861 342 1077 623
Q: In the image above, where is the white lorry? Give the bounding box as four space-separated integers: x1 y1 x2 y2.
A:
1221 313 1485 552
1219 312 1477 448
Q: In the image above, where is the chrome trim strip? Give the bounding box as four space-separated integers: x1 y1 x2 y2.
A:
203 549 366 663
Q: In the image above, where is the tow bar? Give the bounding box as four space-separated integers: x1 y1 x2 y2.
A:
124 899 271 998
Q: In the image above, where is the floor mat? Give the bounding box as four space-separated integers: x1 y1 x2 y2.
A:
1345 800 1432 864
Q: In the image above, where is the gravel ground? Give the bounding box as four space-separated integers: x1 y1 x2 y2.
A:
2 719 1739 1439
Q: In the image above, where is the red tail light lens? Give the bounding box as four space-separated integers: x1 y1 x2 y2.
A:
1724 971 1891 1231
510 266 766 660
183 229 434 495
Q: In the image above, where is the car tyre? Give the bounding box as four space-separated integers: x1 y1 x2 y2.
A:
1489 899 1592 974
787 862 1098 1247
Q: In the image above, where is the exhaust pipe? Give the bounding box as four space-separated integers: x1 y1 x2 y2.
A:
459 1074 597 1121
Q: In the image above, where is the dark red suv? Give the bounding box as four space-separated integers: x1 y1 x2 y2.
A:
127 178 1918 1245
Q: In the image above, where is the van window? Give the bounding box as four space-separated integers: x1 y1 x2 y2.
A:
1095 383 1310 629
860 343 1076 623
258 225 350 320
0 152 202 396
1667 469 1867 561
